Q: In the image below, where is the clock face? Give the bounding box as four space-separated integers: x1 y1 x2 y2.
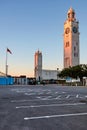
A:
65 27 70 34
73 27 77 33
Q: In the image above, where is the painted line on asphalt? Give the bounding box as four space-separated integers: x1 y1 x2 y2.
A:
11 98 61 103
55 95 61 99
16 102 86 109
47 92 51 94
62 92 66 94
41 96 52 100
24 93 35 95
24 112 87 120
76 94 79 98
11 99 29 103
66 95 70 99
37 96 41 99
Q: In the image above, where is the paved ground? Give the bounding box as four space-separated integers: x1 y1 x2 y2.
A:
0 85 87 130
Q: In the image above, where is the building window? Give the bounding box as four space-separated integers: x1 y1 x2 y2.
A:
68 13 70 18
74 46 76 51
72 12 75 18
76 42 78 46
74 53 78 57
66 42 69 47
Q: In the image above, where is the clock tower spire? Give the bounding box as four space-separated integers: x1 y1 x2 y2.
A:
64 8 80 68
67 7 76 21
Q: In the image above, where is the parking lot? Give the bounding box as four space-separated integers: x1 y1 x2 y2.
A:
0 85 87 130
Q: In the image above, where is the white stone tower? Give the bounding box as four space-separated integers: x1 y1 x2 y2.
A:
34 50 42 81
64 8 80 68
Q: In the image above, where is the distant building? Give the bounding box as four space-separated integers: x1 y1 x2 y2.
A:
14 75 27 85
34 50 59 81
0 71 14 85
64 8 80 68
14 76 36 85
42 69 58 80
34 50 42 81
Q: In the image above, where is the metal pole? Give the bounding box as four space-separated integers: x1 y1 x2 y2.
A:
5 48 8 85
6 48 8 77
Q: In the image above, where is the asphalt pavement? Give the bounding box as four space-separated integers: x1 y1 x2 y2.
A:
0 85 87 130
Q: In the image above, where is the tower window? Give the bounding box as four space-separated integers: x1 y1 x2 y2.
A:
66 42 69 47
72 12 75 18
74 53 78 57
74 46 76 51
68 13 70 18
76 42 78 46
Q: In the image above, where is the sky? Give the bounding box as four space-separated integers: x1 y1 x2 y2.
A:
0 0 87 77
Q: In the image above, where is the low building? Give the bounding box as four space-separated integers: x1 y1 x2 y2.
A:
14 76 36 85
42 69 58 80
34 50 60 81
14 75 27 85
0 71 14 85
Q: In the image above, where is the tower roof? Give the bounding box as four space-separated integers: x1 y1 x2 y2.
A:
68 7 75 14
35 49 42 55
67 7 76 21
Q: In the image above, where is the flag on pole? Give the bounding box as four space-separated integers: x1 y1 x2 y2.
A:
7 48 12 54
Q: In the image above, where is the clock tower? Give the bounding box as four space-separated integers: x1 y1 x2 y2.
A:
64 8 80 68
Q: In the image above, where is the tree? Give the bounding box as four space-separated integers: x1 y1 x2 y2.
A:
59 64 87 83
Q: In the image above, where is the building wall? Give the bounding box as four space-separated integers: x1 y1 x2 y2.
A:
34 50 42 81
14 76 27 85
42 69 58 80
0 76 14 85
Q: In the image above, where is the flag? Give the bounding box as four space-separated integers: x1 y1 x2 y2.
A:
7 48 12 54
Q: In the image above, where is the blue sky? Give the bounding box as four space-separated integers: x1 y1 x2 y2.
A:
0 0 87 77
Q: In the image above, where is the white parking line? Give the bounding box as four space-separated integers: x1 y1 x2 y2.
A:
11 98 59 102
24 112 87 120
76 94 79 98
24 93 35 95
41 96 52 100
62 92 66 94
47 92 51 94
37 96 42 99
16 102 86 109
66 95 70 99
55 95 61 99
55 92 58 94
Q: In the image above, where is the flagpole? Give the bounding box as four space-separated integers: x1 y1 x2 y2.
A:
5 48 12 77
6 48 8 77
